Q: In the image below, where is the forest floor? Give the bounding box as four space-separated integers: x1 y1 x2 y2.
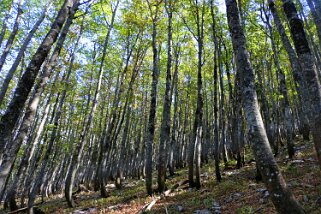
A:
11 137 321 213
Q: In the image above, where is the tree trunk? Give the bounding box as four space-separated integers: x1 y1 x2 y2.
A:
210 0 221 182
306 0 321 49
261 5 294 158
0 3 75 197
145 0 161 196
0 0 23 73
186 0 205 190
157 0 173 193
169 43 181 176
268 0 310 141
282 0 321 168
0 0 77 196
0 2 13 47
0 5 48 104
64 2 117 205
226 0 305 212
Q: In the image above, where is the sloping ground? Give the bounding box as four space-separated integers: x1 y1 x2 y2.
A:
29 137 321 213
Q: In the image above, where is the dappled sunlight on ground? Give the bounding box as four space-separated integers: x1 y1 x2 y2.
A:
35 137 321 214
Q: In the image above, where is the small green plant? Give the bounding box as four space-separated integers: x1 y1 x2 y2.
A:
191 196 201 206
203 197 213 207
287 164 300 177
236 206 254 214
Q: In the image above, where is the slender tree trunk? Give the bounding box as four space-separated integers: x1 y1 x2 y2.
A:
145 0 161 196
0 0 23 73
0 3 75 197
0 2 13 47
169 44 180 176
210 0 221 182
64 2 116 205
158 0 173 193
0 0 77 195
261 6 294 158
218 45 227 167
282 0 321 168
226 0 305 212
116 104 131 189
0 5 48 104
186 0 205 190
27 36 77 213
306 0 321 49
268 0 310 141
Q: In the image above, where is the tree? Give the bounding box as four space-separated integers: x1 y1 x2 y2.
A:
157 0 173 193
65 0 119 206
0 0 79 195
182 0 205 189
282 0 321 168
268 0 310 141
145 0 162 196
0 4 49 105
0 0 23 73
225 0 305 212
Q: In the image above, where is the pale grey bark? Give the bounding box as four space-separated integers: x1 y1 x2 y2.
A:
169 43 181 175
226 0 305 212
184 0 205 189
261 5 295 158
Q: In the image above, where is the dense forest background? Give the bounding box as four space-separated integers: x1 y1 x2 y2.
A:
0 0 320 213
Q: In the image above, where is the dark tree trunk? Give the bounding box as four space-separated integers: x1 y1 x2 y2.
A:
268 0 310 141
158 0 173 193
0 5 48 104
210 0 221 182
145 0 162 196
282 0 321 168
0 0 78 196
0 0 23 73
185 0 205 190
0 3 75 199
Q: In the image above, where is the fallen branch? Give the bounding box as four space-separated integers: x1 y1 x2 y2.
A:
139 179 189 213
7 206 43 214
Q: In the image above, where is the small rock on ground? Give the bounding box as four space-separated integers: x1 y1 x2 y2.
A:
194 209 212 214
73 207 97 214
176 205 185 212
212 201 221 214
